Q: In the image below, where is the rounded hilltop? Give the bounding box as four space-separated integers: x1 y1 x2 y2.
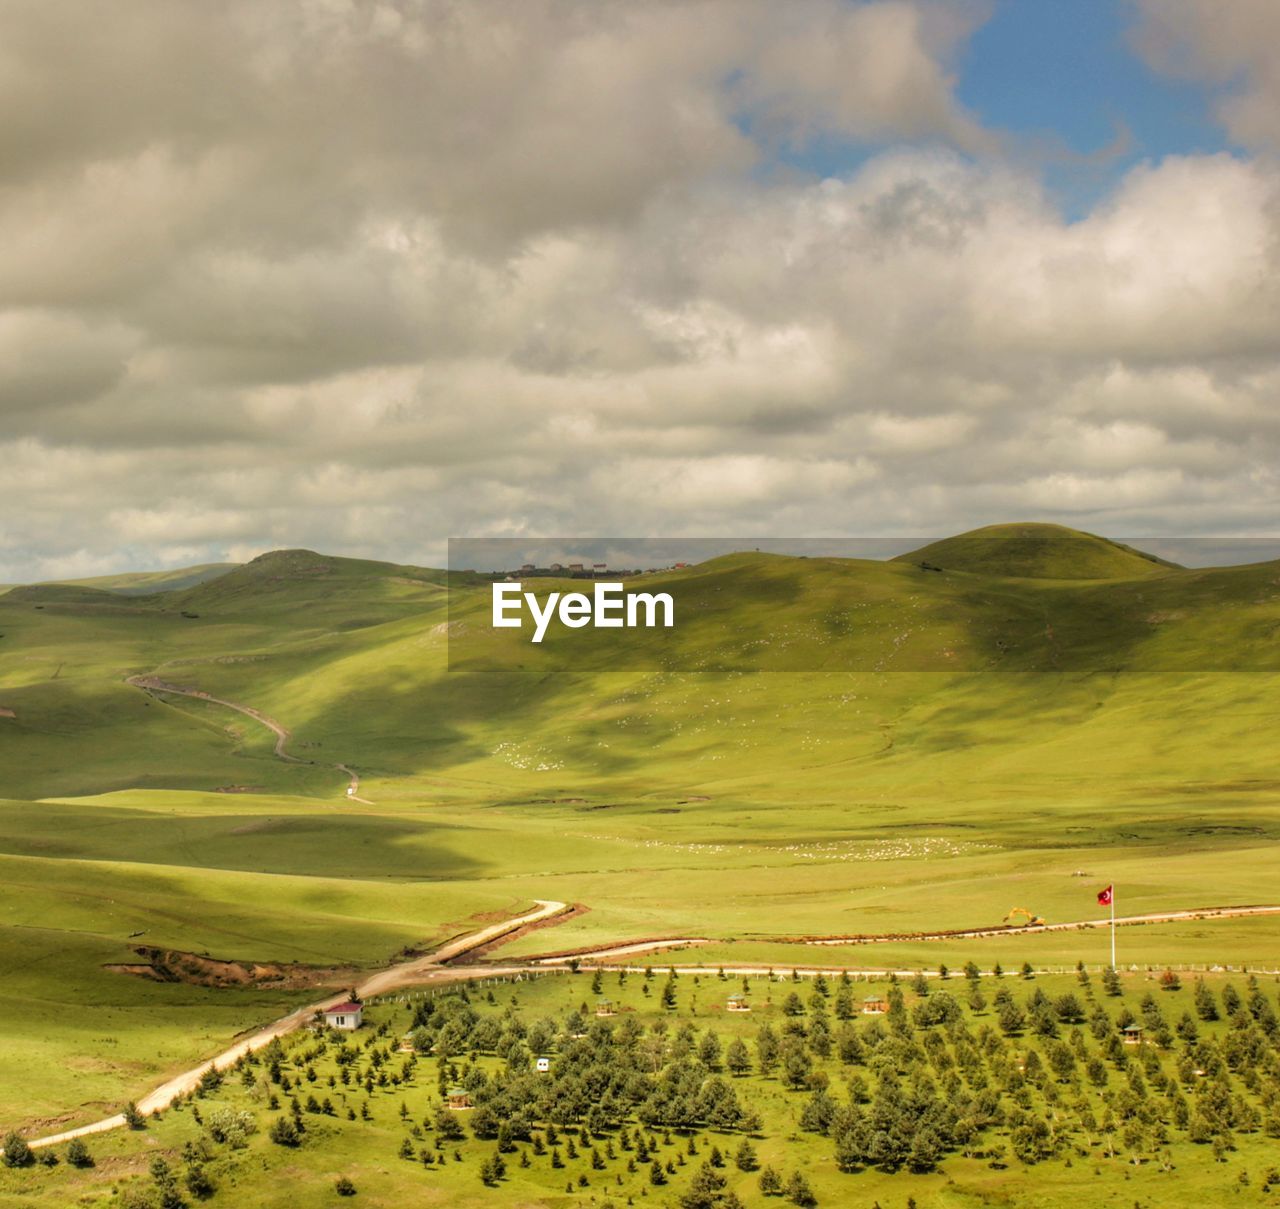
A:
893 522 1182 581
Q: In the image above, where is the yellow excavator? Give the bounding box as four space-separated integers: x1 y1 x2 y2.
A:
1004 906 1045 927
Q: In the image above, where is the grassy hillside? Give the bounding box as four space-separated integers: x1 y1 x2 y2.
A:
894 522 1181 580
2 525 1280 1160
41 562 240 595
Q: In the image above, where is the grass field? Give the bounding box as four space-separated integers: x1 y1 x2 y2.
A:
2 525 1279 1204
6 968 1280 1208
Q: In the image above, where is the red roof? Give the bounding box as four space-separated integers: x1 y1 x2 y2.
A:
326 1001 362 1013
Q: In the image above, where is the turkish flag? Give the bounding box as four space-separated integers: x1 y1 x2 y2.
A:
1097 885 1113 906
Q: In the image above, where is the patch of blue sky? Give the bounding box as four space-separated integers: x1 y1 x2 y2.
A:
743 0 1234 222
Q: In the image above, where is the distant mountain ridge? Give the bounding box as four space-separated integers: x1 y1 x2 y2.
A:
2 524 1209 598
2 522 1279 803
13 563 239 597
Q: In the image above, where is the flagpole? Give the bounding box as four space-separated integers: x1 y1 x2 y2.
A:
1110 884 1116 970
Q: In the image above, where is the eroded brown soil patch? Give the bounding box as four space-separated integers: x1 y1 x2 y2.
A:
105 946 356 989
452 902 588 964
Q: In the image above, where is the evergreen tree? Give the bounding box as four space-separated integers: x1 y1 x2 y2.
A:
680 1161 727 1209
434 1107 467 1141
65 1138 94 1168
1195 979 1220 1021
756 1023 780 1074
2 1133 33 1168
758 1165 783 1196
785 1169 818 1205
725 1037 751 1076
185 1163 216 1198
149 1156 182 1209
799 1088 837 1134
269 1117 301 1147
998 999 1026 1035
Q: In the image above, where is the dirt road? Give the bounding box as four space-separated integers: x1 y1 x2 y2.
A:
30 899 567 1150
518 905 1280 964
530 937 713 964
796 903 1280 946
335 762 371 803
128 676 371 802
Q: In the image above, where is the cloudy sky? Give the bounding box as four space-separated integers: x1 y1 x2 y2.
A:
3 0 1280 580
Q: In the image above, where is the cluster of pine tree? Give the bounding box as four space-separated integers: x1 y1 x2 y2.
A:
91 964 1280 1206
402 964 1280 1185
788 966 1280 1173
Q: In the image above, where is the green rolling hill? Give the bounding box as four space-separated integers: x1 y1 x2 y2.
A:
892 521 1181 579
3 528 1279 803
2 525 1280 1139
45 562 240 595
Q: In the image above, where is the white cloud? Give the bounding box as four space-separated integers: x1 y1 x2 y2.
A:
1133 0 1280 150
1 3 1279 580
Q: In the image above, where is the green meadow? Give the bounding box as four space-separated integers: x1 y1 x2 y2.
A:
7 967 1280 1209
2 524 1279 1204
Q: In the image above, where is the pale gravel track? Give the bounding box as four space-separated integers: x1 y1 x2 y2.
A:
29 899 567 1150
127 675 372 801
798 904 1280 945
521 905 1280 963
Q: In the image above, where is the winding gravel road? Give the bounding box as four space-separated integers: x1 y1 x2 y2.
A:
127 676 371 801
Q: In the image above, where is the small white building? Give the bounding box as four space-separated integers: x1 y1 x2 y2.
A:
535 1057 551 1073
324 1000 363 1030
